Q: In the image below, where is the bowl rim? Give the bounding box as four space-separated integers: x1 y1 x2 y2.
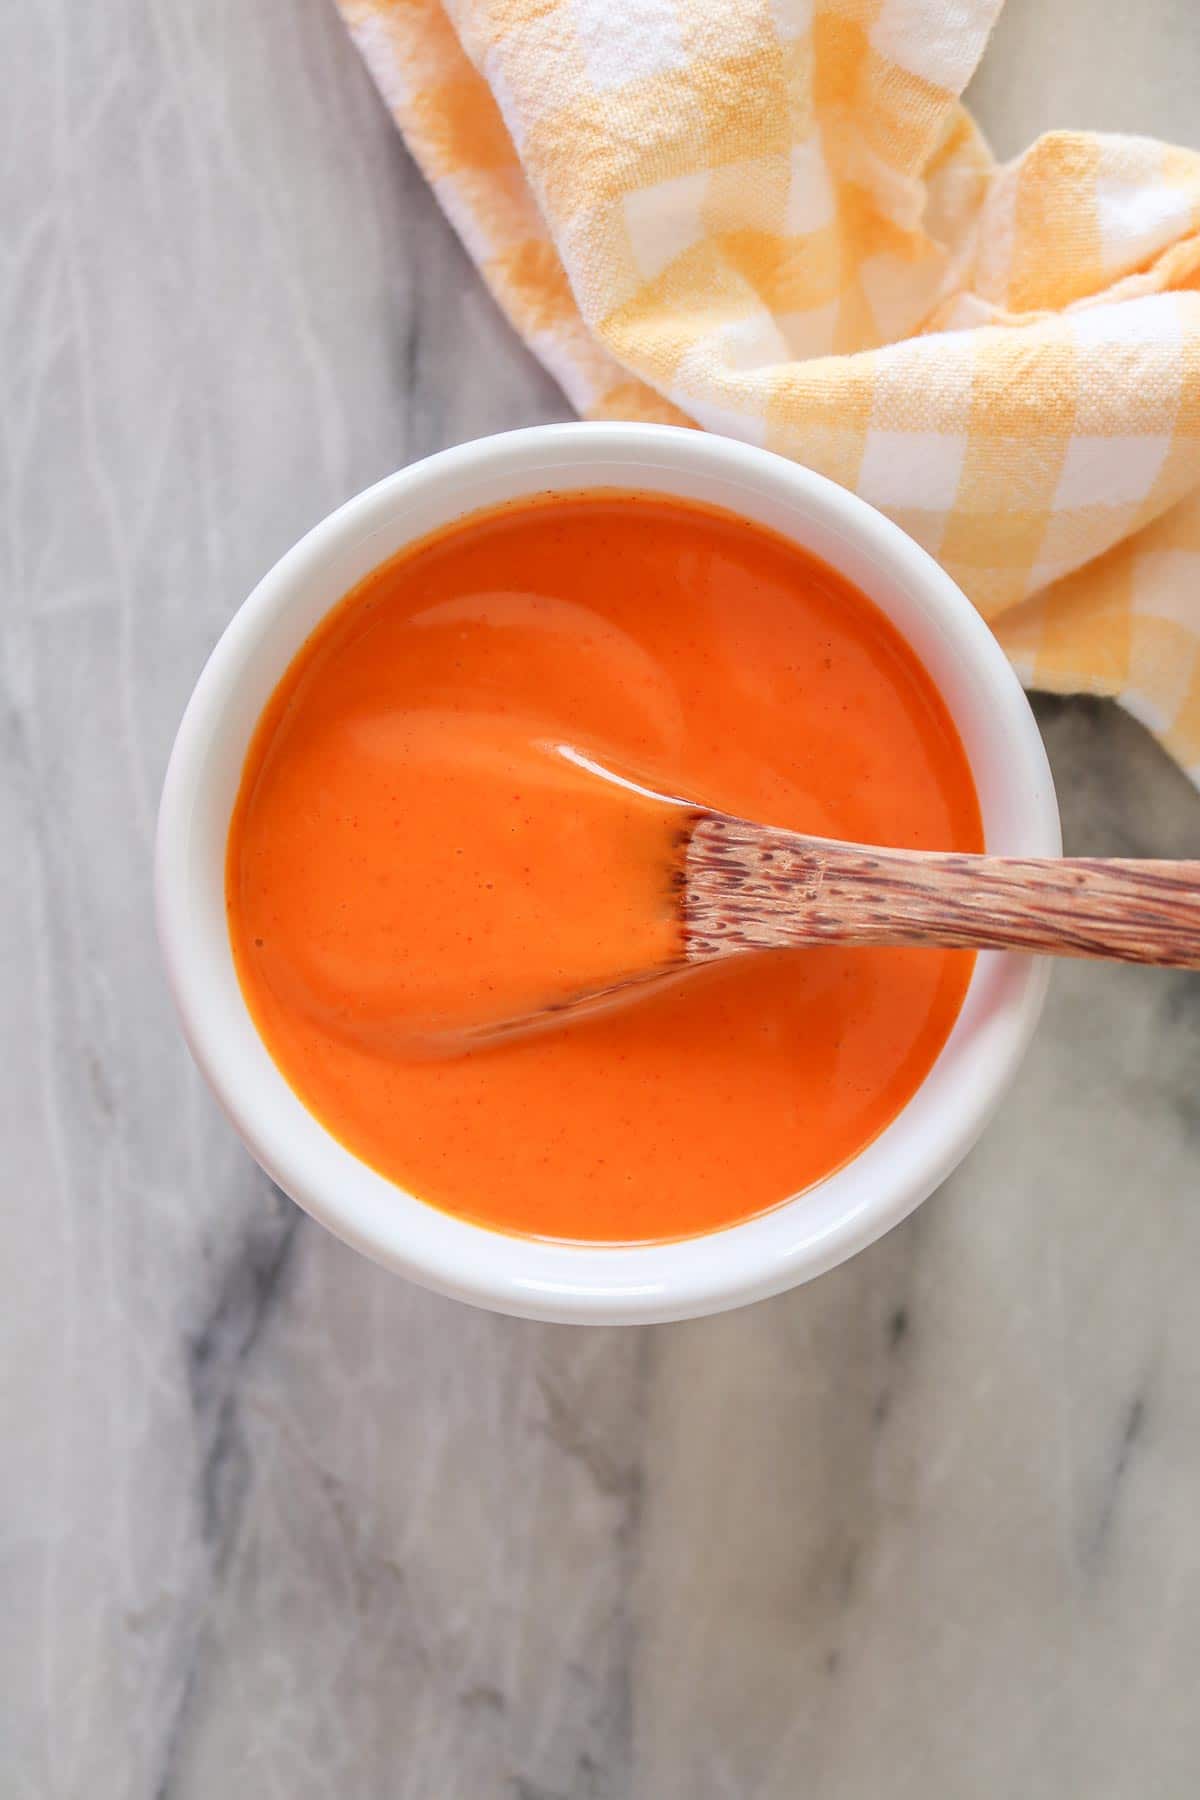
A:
156 421 1060 1324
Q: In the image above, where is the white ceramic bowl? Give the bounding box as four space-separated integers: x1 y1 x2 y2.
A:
157 422 1060 1324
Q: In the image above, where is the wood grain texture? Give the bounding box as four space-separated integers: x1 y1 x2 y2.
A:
684 813 1200 968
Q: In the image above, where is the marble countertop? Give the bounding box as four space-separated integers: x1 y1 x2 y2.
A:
4 1 1199 1794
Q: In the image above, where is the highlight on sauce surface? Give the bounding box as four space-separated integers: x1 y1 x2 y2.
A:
226 492 983 1244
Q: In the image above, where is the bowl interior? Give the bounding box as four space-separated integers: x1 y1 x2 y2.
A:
156 423 1060 1324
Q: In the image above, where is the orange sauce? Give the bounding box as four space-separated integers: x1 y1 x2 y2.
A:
227 494 982 1243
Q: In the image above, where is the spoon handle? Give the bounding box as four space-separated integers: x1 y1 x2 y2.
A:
687 821 1200 968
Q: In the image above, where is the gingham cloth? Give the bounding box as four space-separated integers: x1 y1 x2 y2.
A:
337 0 1200 781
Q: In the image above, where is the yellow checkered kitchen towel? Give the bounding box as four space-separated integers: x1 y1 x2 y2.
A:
336 0 1200 781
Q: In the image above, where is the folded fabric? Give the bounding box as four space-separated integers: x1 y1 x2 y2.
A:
337 0 1200 782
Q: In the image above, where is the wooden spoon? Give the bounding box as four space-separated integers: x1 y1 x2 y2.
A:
430 752 1200 1048
680 812 1200 968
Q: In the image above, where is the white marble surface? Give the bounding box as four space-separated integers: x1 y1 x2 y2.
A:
4 2 1200 1794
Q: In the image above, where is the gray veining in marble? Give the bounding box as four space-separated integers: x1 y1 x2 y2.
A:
3 1 1199 1795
